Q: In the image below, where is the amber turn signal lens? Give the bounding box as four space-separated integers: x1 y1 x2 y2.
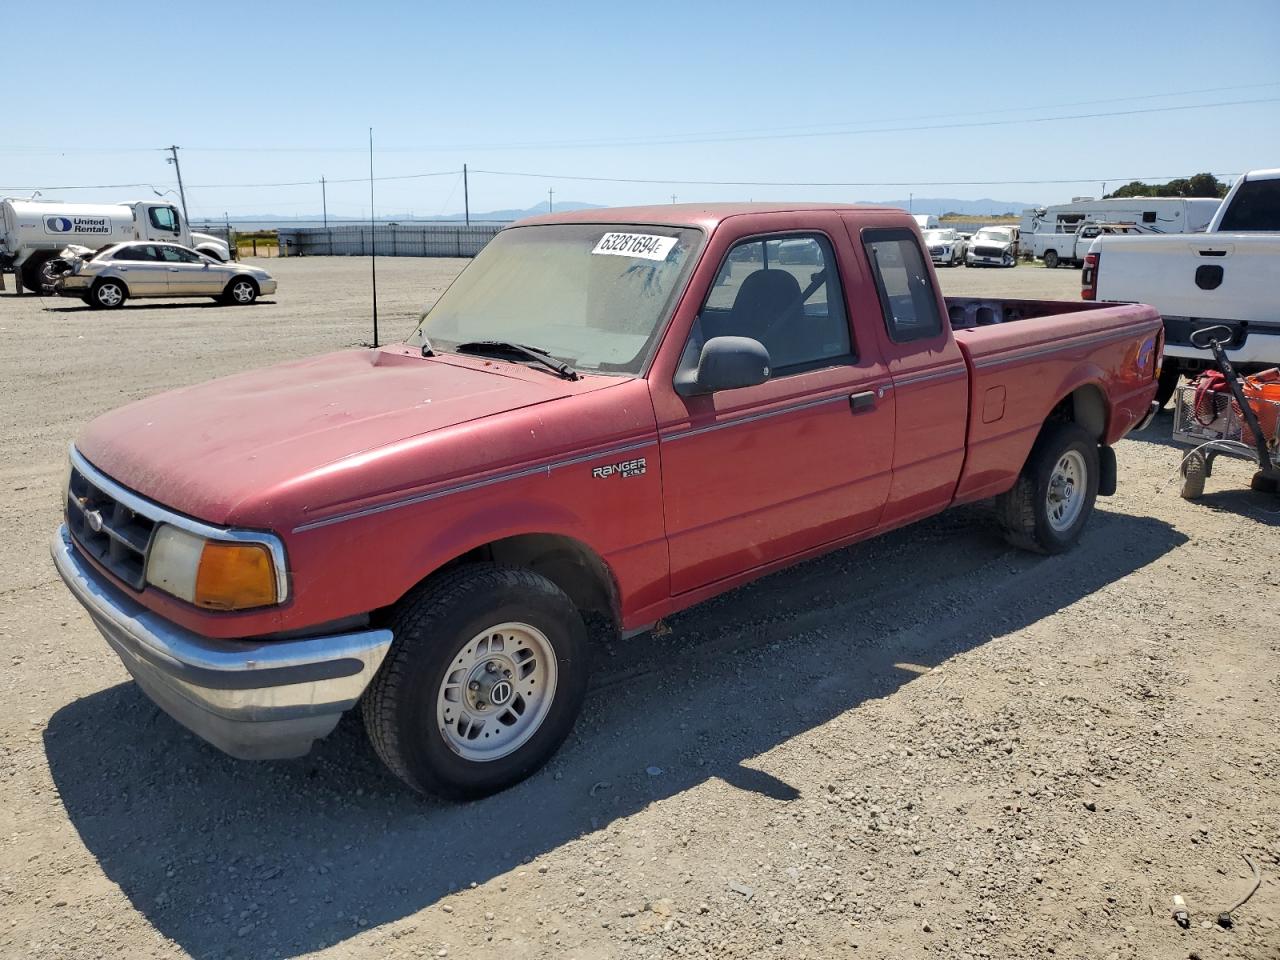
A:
194 542 277 610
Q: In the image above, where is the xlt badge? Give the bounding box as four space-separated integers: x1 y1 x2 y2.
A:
592 457 646 479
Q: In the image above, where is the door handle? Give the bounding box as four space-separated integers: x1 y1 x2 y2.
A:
849 391 877 413
168 267 180 272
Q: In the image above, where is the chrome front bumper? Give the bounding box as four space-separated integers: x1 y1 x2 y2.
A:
51 526 393 759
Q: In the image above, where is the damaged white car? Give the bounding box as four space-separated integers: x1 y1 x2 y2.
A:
47 241 276 308
965 226 1020 268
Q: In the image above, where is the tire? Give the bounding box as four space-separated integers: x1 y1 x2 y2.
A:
221 276 258 305
1180 453 1207 500
88 278 127 310
1248 471 1278 495
995 422 1099 553
1043 250 1059 269
1154 365 1181 409
19 253 54 293
362 563 590 800
1004 250 1017 268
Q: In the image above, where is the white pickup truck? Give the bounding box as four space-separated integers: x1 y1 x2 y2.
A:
1083 168 1280 406
1032 222 1143 269
1 198 231 293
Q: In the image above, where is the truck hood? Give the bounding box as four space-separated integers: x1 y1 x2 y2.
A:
75 346 601 525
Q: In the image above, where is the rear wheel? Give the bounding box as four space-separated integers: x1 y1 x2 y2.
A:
1043 250 1059 269
996 422 1099 553
19 253 55 293
362 564 589 799
89 279 127 309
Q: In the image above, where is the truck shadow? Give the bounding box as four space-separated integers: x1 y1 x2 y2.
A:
44 508 1186 959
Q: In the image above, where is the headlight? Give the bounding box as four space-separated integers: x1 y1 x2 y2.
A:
146 524 283 610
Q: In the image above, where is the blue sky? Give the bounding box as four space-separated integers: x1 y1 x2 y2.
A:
5 0 1278 220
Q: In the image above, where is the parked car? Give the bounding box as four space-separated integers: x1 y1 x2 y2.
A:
53 241 276 309
966 226 1020 267
923 228 965 267
1084 167 1280 406
52 203 1162 799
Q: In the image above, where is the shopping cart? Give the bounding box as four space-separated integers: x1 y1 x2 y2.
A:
1171 325 1280 500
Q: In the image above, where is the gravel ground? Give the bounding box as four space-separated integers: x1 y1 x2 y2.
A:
1 256 1277 960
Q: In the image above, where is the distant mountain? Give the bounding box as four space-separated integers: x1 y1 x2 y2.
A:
865 198 1038 216
421 201 604 222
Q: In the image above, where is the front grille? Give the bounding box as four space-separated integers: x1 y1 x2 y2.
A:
929 246 944 256
973 245 1005 258
66 464 157 589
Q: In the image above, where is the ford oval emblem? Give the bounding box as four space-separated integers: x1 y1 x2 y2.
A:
85 509 104 533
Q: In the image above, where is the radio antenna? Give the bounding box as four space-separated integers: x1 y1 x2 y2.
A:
369 127 379 348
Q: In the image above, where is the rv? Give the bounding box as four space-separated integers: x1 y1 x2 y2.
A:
1019 197 1220 240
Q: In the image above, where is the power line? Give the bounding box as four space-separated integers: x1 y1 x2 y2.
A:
456 97 1279 149
163 81 1280 153
0 170 460 194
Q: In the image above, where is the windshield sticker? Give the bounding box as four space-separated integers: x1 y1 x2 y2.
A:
592 233 678 261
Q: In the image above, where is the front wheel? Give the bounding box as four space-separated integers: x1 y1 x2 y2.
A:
1043 250 1059 269
995 422 1099 553
221 277 258 305
362 564 589 799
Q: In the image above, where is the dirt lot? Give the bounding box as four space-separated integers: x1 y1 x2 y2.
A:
1 257 1277 960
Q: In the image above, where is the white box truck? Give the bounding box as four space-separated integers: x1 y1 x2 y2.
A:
1082 168 1280 406
1 198 231 292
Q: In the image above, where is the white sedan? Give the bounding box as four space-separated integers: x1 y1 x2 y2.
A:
53 241 277 309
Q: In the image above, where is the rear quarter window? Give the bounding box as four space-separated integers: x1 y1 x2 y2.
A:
862 229 943 343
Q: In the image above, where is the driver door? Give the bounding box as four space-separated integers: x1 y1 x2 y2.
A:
656 229 895 595
160 245 221 295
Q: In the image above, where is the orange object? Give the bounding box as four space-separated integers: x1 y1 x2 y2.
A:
1240 368 1280 450
195 542 277 610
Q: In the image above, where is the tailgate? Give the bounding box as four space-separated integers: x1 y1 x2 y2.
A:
1095 234 1280 325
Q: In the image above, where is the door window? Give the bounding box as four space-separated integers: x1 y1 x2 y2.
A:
160 246 203 263
862 230 943 343
149 206 180 233
683 233 853 378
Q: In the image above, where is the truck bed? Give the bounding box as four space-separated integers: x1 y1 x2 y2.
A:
946 297 1163 502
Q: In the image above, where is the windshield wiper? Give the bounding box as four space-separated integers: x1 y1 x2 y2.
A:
454 340 580 381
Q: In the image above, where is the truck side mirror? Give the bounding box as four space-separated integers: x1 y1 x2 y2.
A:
675 336 772 396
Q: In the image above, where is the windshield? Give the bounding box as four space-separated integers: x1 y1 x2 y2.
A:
975 228 1012 241
408 223 703 375
923 230 954 244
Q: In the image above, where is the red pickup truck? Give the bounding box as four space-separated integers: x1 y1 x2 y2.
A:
52 204 1162 799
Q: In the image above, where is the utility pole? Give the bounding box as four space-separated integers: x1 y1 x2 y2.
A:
548 187 554 213
321 177 328 228
463 164 470 226
671 194 677 204
165 146 190 227
909 192 913 214
369 127 379 348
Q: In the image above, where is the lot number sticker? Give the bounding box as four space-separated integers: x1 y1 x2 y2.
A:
592 233 678 261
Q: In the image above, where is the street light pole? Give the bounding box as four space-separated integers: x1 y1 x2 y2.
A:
166 146 190 227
